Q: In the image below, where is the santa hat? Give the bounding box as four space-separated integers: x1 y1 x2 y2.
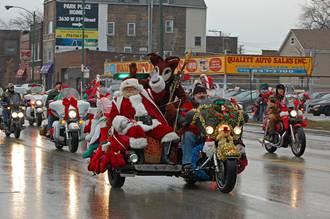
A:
96 97 112 114
120 78 143 93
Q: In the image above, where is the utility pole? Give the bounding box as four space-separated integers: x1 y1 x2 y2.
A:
159 0 164 58
81 0 86 96
31 11 36 82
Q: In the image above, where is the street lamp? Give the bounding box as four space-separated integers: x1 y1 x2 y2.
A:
5 5 36 82
81 0 86 96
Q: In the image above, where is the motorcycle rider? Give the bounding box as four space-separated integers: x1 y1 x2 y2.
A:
180 85 208 168
265 84 288 137
2 83 23 129
46 82 62 135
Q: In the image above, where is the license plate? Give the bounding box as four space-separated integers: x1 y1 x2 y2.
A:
203 141 216 157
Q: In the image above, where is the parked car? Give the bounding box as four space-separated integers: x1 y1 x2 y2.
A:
308 94 330 113
309 99 330 116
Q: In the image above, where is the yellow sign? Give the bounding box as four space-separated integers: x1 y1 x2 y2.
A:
225 55 313 76
56 29 98 39
104 55 313 76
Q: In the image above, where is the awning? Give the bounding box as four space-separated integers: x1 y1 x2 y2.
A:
16 68 27 80
41 63 53 74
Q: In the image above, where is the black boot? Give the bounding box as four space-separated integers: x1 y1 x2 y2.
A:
161 142 174 165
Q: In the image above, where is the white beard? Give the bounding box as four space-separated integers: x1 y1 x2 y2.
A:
128 94 148 117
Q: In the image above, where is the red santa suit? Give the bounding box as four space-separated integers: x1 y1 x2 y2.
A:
108 78 179 148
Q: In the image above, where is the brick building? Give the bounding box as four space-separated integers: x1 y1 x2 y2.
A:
55 50 144 88
0 30 21 87
43 0 207 87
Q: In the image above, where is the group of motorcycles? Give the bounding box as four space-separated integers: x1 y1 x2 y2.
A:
0 84 308 194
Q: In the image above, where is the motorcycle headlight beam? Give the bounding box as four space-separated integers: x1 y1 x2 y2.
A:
205 126 214 135
290 110 298 118
36 100 43 106
68 110 77 119
233 126 242 135
18 112 24 118
11 112 18 118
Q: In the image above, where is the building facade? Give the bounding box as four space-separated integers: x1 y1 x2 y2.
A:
0 30 21 87
206 36 238 54
279 29 330 91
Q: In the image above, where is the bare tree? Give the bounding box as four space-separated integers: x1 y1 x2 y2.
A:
299 0 330 29
9 10 43 31
0 19 10 29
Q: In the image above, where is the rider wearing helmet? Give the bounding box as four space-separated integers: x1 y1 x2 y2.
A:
2 83 22 129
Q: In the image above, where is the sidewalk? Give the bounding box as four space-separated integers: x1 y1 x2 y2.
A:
246 122 330 135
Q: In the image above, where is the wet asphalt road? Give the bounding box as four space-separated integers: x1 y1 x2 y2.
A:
0 126 330 219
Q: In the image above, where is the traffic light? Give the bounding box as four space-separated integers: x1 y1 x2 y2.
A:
113 73 130 80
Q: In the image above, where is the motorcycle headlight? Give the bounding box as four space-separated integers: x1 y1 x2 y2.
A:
290 110 298 118
205 126 214 135
68 110 77 119
233 126 242 135
12 112 18 118
36 100 43 106
18 112 24 118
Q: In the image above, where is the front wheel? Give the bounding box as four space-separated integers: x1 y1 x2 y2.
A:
36 114 43 127
14 128 21 139
55 140 64 150
107 168 125 188
265 144 277 153
291 127 306 157
69 132 79 153
215 159 237 193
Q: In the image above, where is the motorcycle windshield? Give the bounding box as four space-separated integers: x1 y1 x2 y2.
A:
57 88 80 100
30 86 43 94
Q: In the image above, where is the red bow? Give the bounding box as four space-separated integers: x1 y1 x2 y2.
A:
99 93 110 98
63 97 80 120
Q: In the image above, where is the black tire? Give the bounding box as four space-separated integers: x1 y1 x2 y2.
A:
215 159 237 193
14 128 21 139
291 127 306 157
108 168 125 188
324 106 330 116
5 131 11 137
69 132 79 153
55 141 64 150
36 114 43 127
265 144 277 153
29 120 34 126
184 178 198 185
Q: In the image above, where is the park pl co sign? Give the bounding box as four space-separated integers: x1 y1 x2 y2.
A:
56 2 98 48
104 55 313 76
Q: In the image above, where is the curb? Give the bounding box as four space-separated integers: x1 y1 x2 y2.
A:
246 123 330 135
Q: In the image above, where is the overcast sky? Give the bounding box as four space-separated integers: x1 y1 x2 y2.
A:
0 0 308 53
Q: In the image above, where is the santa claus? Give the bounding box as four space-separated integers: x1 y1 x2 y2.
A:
108 78 179 164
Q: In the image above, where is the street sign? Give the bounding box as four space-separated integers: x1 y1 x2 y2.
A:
56 2 99 48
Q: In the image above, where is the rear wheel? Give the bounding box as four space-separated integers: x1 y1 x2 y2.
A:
29 120 34 126
291 127 306 157
107 168 125 188
69 132 79 153
215 159 237 193
5 131 11 137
